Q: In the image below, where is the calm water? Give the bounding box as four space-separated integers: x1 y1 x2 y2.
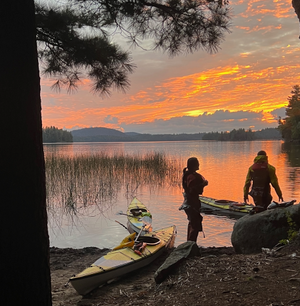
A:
44 140 300 249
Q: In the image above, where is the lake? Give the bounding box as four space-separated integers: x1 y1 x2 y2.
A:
44 140 300 249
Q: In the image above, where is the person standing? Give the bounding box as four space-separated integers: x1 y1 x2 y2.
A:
244 150 283 211
182 157 208 242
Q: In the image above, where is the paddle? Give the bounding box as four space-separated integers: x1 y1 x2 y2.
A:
135 224 145 242
116 211 152 230
116 211 134 218
114 221 147 252
134 225 147 256
115 220 129 231
113 232 136 250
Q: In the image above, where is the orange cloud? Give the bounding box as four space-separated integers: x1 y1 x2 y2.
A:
42 56 300 129
240 0 293 18
40 0 300 132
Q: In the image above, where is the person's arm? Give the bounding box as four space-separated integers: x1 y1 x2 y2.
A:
187 173 207 195
199 173 208 188
268 165 283 201
243 168 252 202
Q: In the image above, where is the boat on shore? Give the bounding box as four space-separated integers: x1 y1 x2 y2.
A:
126 197 152 234
200 195 253 218
69 225 176 295
200 196 297 218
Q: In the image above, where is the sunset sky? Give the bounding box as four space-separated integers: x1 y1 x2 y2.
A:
40 0 300 134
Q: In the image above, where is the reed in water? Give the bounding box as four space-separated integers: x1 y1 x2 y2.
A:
45 152 183 217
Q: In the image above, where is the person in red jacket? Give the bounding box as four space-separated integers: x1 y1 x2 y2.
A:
182 157 208 242
244 150 283 211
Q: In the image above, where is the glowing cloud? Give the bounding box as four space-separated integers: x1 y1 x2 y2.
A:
40 0 300 134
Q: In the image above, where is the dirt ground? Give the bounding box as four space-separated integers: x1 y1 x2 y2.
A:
51 239 300 306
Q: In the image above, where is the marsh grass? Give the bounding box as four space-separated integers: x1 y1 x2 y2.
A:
45 152 183 218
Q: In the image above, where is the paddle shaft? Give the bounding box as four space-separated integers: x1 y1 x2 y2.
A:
135 225 145 242
115 220 129 231
117 212 134 218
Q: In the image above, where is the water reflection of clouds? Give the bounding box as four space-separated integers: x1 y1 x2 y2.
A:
46 140 300 249
44 140 299 203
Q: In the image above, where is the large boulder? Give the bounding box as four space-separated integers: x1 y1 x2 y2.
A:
231 204 300 254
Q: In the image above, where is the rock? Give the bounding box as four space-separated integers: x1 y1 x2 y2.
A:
231 204 300 254
154 241 200 284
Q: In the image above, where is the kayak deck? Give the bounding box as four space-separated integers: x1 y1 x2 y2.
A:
69 225 176 295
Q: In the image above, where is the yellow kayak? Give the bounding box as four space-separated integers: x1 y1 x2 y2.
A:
69 225 176 295
200 195 253 218
126 197 152 234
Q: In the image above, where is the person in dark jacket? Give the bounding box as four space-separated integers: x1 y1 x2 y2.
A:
182 157 208 242
244 150 283 211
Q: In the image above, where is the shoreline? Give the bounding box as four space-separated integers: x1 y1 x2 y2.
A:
50 242 300 305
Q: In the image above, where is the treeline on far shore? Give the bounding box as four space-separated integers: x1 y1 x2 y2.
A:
202 128 281 141
43 126 73 143
42 126 282 143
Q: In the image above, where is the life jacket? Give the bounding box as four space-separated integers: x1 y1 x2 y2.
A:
250 161 271 197
182 172 205 208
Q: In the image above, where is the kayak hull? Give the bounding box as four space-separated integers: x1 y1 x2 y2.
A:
69 225 176 295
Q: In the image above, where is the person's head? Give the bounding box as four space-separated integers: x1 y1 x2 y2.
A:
187 157 199 172
257 150 267 156
254 150 268 163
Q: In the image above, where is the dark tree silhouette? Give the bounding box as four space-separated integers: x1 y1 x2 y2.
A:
43 126 73 143
36 0 231 95
293 0 300 21
0 1 52 305
292 0 300 37
278 85 300 142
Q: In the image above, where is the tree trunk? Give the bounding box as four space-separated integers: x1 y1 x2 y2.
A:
0 1 52 305
292 0 300 38
292 0 300 21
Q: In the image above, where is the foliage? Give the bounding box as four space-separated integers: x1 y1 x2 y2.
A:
279 211 299 245
278 85 300 142
35 0 231 95
36 4 135 96
254 128 282 140
202 128 255 141
43 126 73 142
286 212 299 242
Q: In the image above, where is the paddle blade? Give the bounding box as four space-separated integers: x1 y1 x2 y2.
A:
113 240 135 250
112 232 136 250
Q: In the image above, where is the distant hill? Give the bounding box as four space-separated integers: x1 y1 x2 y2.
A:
70 127 281 142
71 127 134 142
71 127 125 137
71 127 205 142
124 132 140 136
